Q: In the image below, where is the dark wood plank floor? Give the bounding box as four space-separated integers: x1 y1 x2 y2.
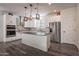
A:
0 40 79 56
0 42 52 56
6 44 52 56
48 42 79 56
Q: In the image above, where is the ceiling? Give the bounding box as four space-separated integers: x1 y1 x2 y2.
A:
0 3 76 16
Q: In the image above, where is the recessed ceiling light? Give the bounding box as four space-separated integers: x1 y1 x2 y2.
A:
48 3 52 5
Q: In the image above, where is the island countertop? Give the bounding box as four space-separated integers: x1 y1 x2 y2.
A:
20 31 51 36
16 27 51 36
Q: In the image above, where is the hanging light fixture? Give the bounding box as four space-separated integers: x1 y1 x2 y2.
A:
28 4 33 20
23 4 33 21
23 7 28 21
35 4 40 20
23 4 40 21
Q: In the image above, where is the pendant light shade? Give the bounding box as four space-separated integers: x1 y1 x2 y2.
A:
36 12 40 20
23 4 40 22
35 4 40 20
23 7 28 21
28 4 33 20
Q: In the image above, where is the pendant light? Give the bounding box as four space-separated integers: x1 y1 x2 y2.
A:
28 4 33 20
23 4 40 21
23 7 28 21
35 4 40 20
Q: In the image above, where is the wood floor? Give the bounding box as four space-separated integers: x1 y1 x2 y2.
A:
0 40 79 56
48 42 79 56
0 41 51 56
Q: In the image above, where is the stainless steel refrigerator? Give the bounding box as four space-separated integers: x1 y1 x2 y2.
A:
49 22 61 43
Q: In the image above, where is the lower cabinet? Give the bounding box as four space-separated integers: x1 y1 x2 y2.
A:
6 37 16 42
16 32 22 39
22 33 50 52
5 32 21 42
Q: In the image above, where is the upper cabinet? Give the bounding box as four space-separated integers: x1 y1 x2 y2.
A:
6 14 16 25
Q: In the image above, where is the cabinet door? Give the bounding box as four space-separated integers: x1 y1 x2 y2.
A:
6 37 16 42
11 16 16 25
6 15 12 25
16 32 21 39
6 15 16 25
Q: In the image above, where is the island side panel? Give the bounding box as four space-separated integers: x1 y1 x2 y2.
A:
22 33 49 52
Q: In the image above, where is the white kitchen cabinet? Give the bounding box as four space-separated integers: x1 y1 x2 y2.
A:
22 33 50 52
5 32 21 42
24 19 35 27
16 32 22 39
6 15 16 25
0 13 18 42
6 37 16 42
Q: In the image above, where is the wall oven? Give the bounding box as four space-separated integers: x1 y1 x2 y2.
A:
6 25 16 37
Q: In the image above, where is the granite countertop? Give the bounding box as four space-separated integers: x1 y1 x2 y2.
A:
16 27 51 36
21 31 51 36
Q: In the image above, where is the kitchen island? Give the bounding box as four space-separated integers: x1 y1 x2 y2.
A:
21 31 51 52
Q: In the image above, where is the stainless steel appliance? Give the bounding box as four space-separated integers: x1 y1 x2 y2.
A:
6 25 16 37
49 22 61 43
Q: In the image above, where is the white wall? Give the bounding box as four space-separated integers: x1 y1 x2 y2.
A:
0 12 4 42
61 7 77 45
75 4 79 49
